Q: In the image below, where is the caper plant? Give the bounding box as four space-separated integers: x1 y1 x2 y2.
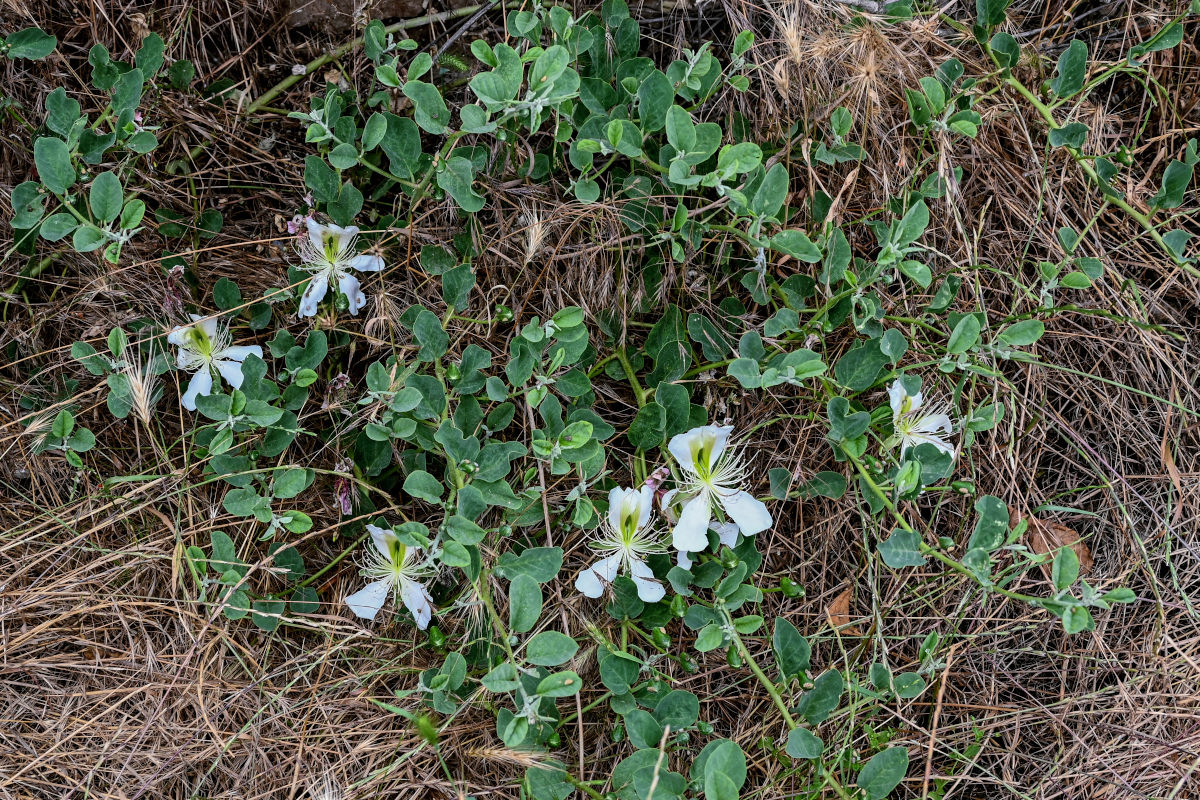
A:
11 0 1170 797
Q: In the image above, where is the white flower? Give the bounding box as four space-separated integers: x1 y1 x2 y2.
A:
575 485 667 602
888 379 955 458
345 524 435 626
295 219 385 317
167 314 263 411
662 488 740 569
667 425 772 553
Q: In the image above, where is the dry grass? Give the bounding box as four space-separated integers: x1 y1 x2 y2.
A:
2 0 1199 797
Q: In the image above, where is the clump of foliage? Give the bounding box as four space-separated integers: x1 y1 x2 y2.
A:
7 0 1195 797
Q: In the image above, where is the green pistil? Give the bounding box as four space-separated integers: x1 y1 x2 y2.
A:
692 435 714 481
323 235 340 263
388 538 406 567
185 325 213 358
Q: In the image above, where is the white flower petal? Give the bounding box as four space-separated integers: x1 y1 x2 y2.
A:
350 253 385 273
217 345 262 363
180 369 213 411
719 490 772 536
903 431 955 457
711 521 740 548
575 553 622 598
629 558 665 602
911 413 953 435
305 218 327 252
367 524 396 561
337 272 367 315
400 579 433 629
213 358 247 390
676 550 693 570
607 486 626 532
635 485 655 530
889 380 925 419
167 325 188 347
196 316 220 340
346 578 391 621
298 272 329 317
668 425 733 474
672 493 713 551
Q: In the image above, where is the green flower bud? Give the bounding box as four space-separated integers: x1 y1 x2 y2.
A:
780 577 804 598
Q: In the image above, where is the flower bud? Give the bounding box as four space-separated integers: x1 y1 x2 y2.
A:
427 625 446 649
651 627 671 648
780 577 804 598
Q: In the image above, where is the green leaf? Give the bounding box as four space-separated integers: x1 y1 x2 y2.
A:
878 529 927 568
857 747 910 800
403 470 444 503
967 495 1009 551
493 547 563 583
653 690 699 730
989 32 1021 69
1050 39 1088 99
1150 139 1198 210
599 650 640 694
536 670 582 698
796 670 843 724
441 541 471 568
1051 546 1080 591
727 358 761 389
44 87 80 136
251 599 285 631
272 467 311 499
135 32 164 77
947 314 981 354
210 530 246 577
403 80 450 133
509 574 542 634
625 708 664 749
445 515 486 545
785 728 824 759
975 0 1010 27
412 309 449 361
271 544 305 581
34 137 74 194
525 630 578 666
40 213 78 241
328 142 359 170
168 59 195 89
796 471 848 499
998 319 1044 347
1061 605 1094 634
772 230 822 262
437 156 485 213
1049 122 1088 149
5 27 57 59
290 586 319 614
213 277 242 311
772 618 811 681
635 70 674 132
627 403 667 449
699 740 747 792
481 661 521 693
833 340 888 391
893 200 929 247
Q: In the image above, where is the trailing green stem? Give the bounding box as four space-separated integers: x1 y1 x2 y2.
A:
245 5 484 114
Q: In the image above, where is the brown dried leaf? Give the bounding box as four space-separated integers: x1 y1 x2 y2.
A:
1021 514 1093 584
825 586 859 635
